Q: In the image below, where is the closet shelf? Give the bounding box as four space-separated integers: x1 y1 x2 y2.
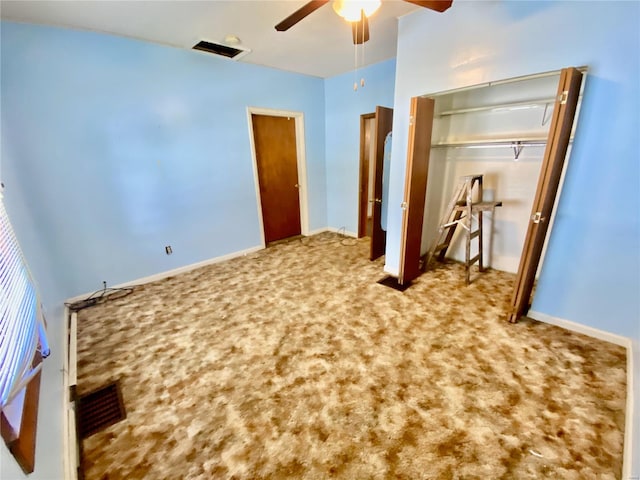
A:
438 98 556 116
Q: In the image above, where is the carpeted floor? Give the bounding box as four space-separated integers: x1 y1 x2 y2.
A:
75 233 627 479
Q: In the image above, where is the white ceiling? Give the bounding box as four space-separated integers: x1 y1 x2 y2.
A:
0 0 431 78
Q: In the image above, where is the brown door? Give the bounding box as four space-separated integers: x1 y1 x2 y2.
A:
370 106 394 260
398 97 435 284
252 114 301 243
508 67 583 323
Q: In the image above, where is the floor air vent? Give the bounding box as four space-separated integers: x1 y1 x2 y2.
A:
192 40 250 60
77 381 126 439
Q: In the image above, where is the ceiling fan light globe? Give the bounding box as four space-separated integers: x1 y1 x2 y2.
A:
332 0 381 22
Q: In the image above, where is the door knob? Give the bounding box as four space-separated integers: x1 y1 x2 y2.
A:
374 198 382 204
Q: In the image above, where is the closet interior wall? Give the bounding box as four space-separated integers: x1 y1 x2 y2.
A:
420 71 580 274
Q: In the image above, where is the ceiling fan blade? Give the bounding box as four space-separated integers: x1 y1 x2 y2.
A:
403 0 453 13
275 0 330 31
351 11 370 45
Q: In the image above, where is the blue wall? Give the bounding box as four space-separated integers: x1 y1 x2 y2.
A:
3 2 639 475
325 59 396 233
386 1 639 474
1 21 327 302
1 20 329 478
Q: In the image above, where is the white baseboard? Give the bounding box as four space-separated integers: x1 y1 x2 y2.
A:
62 309 79 480
65 245 264 304
527 310 631 347
305 227 359 238
623 341 636 480
528 310 634 479
326 226 358 238
306 227 330 236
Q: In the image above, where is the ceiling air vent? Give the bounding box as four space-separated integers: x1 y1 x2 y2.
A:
192 40 251 61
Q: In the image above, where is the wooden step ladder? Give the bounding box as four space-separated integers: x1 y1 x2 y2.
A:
425 174 502 284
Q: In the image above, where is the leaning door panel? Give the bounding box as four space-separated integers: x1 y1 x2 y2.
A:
399 97 435 284
508 67 583 322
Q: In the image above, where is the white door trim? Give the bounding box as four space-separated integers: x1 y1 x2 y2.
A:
246 107 309 247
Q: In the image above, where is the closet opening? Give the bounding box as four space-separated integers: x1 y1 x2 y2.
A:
399 67 586 322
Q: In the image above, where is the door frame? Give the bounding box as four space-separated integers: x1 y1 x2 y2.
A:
370 106 394 261
357 112 376 238
247 107 309 248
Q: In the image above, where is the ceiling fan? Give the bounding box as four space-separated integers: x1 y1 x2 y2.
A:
275 0 453 45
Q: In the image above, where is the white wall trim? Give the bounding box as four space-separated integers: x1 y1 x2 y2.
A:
326 226 358 238
622 341 635 480
62 308 78 480
527 310 631 347
65 245 263 304
246 107 310 243
528 310 634 478
290 226 359 238
246 109 267 249
306 227 330 236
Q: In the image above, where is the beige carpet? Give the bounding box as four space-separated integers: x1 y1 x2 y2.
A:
75 233 627 479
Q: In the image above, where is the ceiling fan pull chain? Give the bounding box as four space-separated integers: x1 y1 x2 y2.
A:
353 19 359 91
361 22 365 88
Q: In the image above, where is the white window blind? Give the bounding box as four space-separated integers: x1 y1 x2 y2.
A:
0 196 49 410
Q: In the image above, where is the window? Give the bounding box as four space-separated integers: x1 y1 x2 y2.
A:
0 194 49 474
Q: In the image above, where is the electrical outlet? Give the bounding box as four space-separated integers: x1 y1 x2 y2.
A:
165 246 172 255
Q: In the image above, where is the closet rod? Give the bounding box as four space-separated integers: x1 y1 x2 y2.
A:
433 139 547 160
432 139 547 148
439 98 556 116
422 66 588 98
432 137 574 160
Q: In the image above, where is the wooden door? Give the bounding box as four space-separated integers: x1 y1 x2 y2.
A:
252 114 301 243
508 67 583 323
370 106 394 260
399 97 435 284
